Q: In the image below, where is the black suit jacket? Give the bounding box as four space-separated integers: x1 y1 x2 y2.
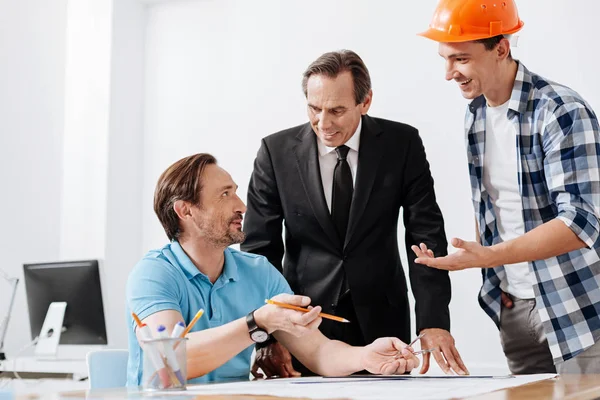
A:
242 115 451 343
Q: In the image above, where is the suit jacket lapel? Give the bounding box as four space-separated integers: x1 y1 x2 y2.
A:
293 124 341 247
345 115 383 248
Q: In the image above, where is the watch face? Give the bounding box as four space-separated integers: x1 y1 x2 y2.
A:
251 330 269 343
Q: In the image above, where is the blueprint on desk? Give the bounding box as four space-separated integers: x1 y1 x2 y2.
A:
162 373 557 400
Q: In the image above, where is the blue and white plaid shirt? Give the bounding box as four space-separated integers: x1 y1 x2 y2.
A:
466 62 600 363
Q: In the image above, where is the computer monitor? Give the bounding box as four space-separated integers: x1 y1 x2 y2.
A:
23 260 107 345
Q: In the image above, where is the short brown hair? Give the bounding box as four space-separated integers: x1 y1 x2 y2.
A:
476 35 512 59
302 50 371 105
153 153 217 241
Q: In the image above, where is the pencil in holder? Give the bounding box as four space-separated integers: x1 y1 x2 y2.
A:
141 337 187 391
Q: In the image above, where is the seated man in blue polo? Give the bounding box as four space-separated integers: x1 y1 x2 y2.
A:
126 153 420 386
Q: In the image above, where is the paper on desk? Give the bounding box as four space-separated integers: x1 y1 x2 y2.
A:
159 374 557 400
324 373 514 379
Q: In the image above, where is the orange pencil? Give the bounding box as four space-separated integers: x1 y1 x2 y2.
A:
179 309 204 338
172 309 204 350
132 312 144 328
265 299 350 323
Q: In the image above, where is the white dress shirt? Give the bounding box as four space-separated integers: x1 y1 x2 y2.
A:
316 119 362 213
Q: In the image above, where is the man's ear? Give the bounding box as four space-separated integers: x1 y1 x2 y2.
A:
360 89 373 115
173 200 191 220
497 38 511 61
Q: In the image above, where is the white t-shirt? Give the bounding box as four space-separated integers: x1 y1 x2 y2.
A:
483 100 535 299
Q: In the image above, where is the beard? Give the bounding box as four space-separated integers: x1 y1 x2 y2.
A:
226 219 246 245
195 213 246 248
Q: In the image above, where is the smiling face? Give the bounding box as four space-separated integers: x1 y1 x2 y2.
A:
438 40 504 100
306 71 371 148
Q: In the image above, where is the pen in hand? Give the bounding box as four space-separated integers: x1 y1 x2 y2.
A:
395 332 436 359
408 332 425 348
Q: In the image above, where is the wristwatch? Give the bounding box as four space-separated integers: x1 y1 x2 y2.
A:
246 309 270 343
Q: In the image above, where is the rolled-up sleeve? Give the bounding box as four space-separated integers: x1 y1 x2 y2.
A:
126 259 182 328
544 102 600 248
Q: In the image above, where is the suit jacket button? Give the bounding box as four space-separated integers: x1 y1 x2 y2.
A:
331 303 337 309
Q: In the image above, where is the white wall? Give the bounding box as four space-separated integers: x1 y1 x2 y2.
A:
0 0 67 353
59 0 147 351
142 0 600 369
103 0 147 349
0 0 147 356
60 0 113 261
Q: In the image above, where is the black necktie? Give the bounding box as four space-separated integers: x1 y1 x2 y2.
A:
331 145 353 243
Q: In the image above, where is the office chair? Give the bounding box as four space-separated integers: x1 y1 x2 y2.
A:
86 349 128 389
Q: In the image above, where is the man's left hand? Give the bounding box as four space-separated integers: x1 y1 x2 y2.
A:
418 328 469 375
411 239 494 271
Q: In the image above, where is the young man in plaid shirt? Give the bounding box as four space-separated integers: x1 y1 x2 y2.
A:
415 0 600 374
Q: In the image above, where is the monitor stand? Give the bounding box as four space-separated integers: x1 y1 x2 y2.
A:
34 301 67 358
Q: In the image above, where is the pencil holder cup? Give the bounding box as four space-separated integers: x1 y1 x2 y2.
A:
141 337 187 391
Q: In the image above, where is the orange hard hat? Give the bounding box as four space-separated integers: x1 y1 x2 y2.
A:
419 0 524 43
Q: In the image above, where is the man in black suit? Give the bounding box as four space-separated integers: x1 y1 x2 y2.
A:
242 50 467 377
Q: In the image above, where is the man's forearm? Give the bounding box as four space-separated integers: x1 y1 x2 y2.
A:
277 330 363 376
410 258 451 332
186 318 252 379
311 340 364 376
488 219 586 267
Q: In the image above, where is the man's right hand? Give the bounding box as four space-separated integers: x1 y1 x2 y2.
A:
253 294 322 337
251 342 301 379
501 291 514 309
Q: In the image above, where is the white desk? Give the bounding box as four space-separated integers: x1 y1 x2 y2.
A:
0 357 87 379
9 375 600 400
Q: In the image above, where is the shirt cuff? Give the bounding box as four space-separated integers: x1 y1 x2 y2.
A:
557 208 600 248
130 302 181 330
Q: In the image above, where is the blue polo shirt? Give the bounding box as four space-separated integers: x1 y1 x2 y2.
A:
125 241 292 386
